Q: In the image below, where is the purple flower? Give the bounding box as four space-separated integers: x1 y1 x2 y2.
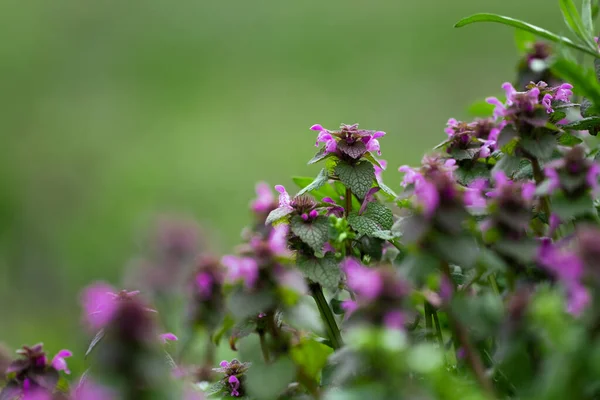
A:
586 163 600 194
566 283 590 316
487 171 535 202
222 255 259 289
398 165 421 187
342 258 383 300
464 178 488 210
228 375 241 397
251 182 275 213
310 123 386 158
80 283 123 330
414 178 439 218
74 379 118 400
322 197 345 217
274 185 294 213
159 332 178 344
268 223 292 257
196 272 213 299
374 159 387 184
543 146 600 196
383 311 405 330
51 349 72 374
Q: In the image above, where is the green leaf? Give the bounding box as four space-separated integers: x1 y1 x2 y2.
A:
377 180 398 199
362 152 384 168
297 253 341 290
557 132 584 145
454 13 600 57
515 28 536 53
560 0 597 49
334 161 376 199
562 116 600 130
493 154 522 176
497 125 519 150
291 215 329 253
552 58 600 108
296 168 328 197
308 147 331 165
468 99 496 117
246 357 296 400
552 192 595 219
265 206 293 225
454 162 491 186
212 314 235 345
514 159 534 180
363 202 394 230
430 234 479 269
583 0 595 38
493 238 540 264
520 133 557 160
291 339 333 381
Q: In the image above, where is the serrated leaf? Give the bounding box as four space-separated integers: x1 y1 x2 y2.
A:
363 202 394 230
296 253 341 290
291 215 329 253
334 161 375 199
521 133 557 160
297 168 328 197
266 207 293 225
337 140 366 159
206 381 226 397
454 162 491 186
308 147 331 165
85 329 105 358
348 213 382 237
450 147 480 161
455 13 599 57
514 159 534 180
562 116 600 130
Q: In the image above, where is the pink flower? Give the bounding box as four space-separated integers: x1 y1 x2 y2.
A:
398 165 421 187
342 258 383 300
311 124 337 154
374 159 388 184
160 332 178 344
414 179 439 218
74 379 117 400
51 349 72 374
274 185 294 213
222 255 259 289
464 178 488 209
228 375 241 397
81 283 119 330
196 272 213 299
268 224 292 257
251 182 275 213
383 311 405 330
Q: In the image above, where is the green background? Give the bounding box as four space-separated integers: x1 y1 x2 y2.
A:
0 0 564 373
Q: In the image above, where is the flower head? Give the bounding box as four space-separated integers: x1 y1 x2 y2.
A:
310 123 386 158
222 256 259 290
251 182 276 213
342 258 383 300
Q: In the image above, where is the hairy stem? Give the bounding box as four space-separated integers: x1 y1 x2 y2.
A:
309 282 343 349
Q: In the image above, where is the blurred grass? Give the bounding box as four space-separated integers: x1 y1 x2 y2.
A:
0 0 564 373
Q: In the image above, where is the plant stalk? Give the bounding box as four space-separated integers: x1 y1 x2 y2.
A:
309 282 343 349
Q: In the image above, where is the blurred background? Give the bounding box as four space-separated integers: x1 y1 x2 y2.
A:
0 0 564 373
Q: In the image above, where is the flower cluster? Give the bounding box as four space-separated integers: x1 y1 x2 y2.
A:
311 123 385 158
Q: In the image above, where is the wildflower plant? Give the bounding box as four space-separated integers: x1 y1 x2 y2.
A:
8 1 600 399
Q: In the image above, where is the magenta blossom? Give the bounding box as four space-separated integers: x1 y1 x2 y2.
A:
267 223 292 257
374 159 387 185
51 349 72 374
222 255 259 289
159 332 178 344
464 178 488 210
487 171 535 202
383 311 405 330
80 283 148 331
310 123 386 157
251 182 275 213
342 258 383 300
74 379 117 400
196 272 213 299
274 185 294 213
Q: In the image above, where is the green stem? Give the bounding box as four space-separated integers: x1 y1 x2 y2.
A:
432 309 444 349
309 282 343 349
489 273 501 297
424 301 434 342
259 331 270 363
345 188 353 256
